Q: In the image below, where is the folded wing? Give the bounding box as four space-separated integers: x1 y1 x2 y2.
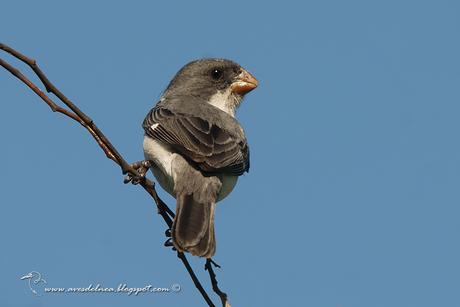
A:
143 102 250 176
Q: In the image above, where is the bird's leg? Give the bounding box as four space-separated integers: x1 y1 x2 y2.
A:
123 160 151 185
163 229 177 250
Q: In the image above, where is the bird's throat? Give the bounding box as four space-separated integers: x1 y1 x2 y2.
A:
207 88 241 117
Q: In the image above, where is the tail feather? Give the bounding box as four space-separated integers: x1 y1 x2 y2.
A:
173 193 210 248
188 202 216 257
171 155 221 258
172 194 216 258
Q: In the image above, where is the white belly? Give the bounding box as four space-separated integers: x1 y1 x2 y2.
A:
143 135 238 201
216 173 238 201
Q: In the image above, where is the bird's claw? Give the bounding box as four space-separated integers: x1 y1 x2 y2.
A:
164 238 176 251
124 160 151 185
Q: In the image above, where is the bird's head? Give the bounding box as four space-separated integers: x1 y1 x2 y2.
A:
163 58 258 116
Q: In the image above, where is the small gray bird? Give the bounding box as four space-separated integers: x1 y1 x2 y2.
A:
142 59 258 258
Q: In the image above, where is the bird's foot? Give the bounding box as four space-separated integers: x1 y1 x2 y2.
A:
123 160 151 185
164 238 176 251
163 230 177 251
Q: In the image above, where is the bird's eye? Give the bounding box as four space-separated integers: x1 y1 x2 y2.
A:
211 68 223 80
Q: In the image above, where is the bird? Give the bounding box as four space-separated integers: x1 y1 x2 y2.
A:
141 58 258 258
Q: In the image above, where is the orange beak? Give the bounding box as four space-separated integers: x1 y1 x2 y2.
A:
231 69 258 95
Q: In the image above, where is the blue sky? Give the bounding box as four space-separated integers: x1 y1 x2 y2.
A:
1 1 460 306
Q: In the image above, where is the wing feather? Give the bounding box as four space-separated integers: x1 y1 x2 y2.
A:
142 104 249 175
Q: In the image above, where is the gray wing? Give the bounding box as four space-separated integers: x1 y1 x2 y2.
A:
142 103 249 176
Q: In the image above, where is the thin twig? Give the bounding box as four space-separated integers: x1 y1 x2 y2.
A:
179 253 216 307
205 259 230 307
0 58 81 122
0 43 218 307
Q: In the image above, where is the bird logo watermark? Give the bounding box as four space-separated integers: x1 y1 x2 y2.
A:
20 271 47 296
19 271 181 297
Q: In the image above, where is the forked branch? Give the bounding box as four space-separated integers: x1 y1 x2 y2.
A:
0 43 229 307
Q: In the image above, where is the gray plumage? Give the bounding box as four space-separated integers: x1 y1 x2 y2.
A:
142 58 257 258
143 97 250 176
171 156 221 257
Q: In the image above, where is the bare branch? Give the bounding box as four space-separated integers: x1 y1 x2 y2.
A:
1 43 222 307
0 58 80 122
179 253 216 307
206 259 230 307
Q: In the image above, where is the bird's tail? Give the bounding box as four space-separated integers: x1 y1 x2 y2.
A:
172 193 217 257
171 156 222 258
